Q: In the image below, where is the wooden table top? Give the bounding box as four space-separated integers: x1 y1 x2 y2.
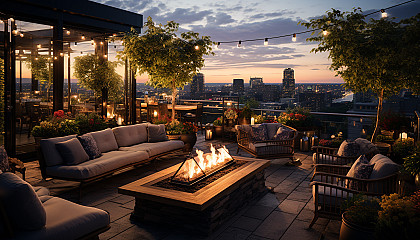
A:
140 103 197 111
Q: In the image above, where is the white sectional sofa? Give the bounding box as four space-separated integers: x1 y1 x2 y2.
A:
38 123 185 195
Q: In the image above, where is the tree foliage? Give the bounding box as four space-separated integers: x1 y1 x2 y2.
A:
26 55 53 99
301 9 420 140
121 17 214 121
73 54 123 101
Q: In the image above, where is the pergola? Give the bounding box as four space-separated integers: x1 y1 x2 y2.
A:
1 0 143 155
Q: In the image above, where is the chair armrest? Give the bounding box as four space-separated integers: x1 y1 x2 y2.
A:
236 128 251 146
310 181 382 196
312 146 338 155
312 164 351 179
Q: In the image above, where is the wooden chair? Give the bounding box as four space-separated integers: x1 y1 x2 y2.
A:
236 124 298 160
309 161 399 228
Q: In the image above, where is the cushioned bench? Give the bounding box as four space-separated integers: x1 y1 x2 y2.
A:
38 123 185 197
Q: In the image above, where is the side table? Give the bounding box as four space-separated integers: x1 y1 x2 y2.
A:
8 157 26 180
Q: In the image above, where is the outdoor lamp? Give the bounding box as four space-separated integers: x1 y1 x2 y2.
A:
153 110 158 118
251 117 255 125
400 132 408 139
205 129 213 140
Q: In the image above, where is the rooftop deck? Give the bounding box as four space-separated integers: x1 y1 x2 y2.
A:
22 134 340 240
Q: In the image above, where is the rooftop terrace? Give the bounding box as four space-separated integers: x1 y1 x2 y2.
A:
21 133 340 240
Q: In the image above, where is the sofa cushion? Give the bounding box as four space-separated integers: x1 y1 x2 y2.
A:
274 126 293 140
55 138 90 165
90 128 119 153
33 186 50 197
250 124 268 142
113 123 148 147
355 138 379 155
45 150 149 180
77 133 102 160
148 124 168 142
369 154 400 179
40 135 77 167
337 140 360 157
263 123 282 140
0 146 10 172
0 172 46 231
119 140 184 157
13 196 110 240
235 125 252 134
346 155 375 190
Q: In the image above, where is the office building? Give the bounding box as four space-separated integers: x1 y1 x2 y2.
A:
190 73 205 98
282 68 295 97
232 79 244 94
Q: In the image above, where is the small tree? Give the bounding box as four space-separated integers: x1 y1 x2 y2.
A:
122 17 214 122
301 9 420 141
73 54 123 109
26 55 53 100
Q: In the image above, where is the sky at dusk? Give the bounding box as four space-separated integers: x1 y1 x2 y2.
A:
15 0 420 84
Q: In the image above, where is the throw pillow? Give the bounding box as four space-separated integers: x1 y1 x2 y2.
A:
55 138 90 165
346 155 374 190
251 125 268 142
273 126 292 140
148 124 169 142
0 172 46 231
0 146 10 172
77 133 102 160
337 140 360 157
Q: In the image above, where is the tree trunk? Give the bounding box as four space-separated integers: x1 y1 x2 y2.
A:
171 86 177 123
371 89 384 142
101 87 108 119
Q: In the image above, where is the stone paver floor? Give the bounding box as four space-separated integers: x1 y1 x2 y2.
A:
23 134 340 240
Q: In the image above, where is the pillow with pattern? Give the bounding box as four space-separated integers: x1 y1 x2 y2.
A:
77 133 102 160
0 146 10 172
251 125 268 142
346 155 374 190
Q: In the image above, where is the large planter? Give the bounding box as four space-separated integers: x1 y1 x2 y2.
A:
180 133 197 152
167 134 181 140
214 126 223 138
238 117 251 125
339 212 375 240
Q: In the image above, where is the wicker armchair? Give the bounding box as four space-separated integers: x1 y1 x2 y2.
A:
235 124 297 159
309 159 400 228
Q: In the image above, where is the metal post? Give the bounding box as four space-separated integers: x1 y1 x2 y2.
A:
53 18 64 111
124 58 129 123
130 67 136 124
67 49 71 112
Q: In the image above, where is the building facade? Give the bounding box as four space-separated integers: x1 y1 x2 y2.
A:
282 68 295 98
232 79 244 95
190 73 205 98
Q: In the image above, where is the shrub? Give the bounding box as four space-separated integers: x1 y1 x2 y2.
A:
393 138 416 163
403 153 420 177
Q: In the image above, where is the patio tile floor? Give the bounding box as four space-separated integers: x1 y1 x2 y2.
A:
22 134 340 240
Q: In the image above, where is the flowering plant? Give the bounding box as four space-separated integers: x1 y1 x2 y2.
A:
32 110 78 138
224 108 239 120
213 117 223 126
165 120 198 134
277 107 320 129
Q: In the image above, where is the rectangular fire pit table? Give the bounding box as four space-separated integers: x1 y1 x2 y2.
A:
118 156 270 235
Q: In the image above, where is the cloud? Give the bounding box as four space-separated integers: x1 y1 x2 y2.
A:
206 12 235 25
162 8 213 24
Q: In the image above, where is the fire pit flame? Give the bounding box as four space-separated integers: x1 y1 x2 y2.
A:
172 144 234 185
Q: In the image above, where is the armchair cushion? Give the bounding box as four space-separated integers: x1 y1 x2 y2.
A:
77 133 102 160
0 146 10 172
337 140 360 157
369 154 400 179
148 124 168 142
313 185 353 206
355 138 380 155
346 155 374 190
274 126 293 140
55 138 90 165
263 123 282 140
251 124 268 142
0 172 46 231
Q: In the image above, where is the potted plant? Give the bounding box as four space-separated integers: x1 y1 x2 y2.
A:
392 137 415 164
340 195 381 240
224 108 239 126
213 117 223 137
403 152 420 187
179 122 199 152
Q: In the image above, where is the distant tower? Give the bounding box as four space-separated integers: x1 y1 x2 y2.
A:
232 79 244 94
282 68 295 97
250 77 263 89
191 73 205 98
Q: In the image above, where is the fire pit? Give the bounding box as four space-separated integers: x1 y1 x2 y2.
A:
171 145 234 186
118 148 270 235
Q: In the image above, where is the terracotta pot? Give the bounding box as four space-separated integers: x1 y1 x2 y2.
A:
180 133 197 152
214 126 223 137
339 212 375 240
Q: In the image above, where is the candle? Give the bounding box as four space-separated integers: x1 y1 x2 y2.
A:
205 129 213 140
117 116 123 125
251 117 255 125
153 110 158 118
401 132 408 139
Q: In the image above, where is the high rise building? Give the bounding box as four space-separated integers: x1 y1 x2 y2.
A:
232 79 244 94
250 77 263 89
190 73 205 98
282 68 295 97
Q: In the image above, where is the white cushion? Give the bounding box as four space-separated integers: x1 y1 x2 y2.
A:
262 123 282 140
369 154 400 179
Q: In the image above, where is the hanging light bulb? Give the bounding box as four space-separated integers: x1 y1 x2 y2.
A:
50 26 53 29
66 30 71 35
292 33 297 42
60 52 64 57
37 44 41 48
264 38 268 46
381 9 387 18
20 32 24 38
100 41 104 45
54 56 57 60
104 54 108 58
237 40 242 48
50 40 53 45
215 42 220 49
80 51 83 54
81 34 85 40
35 57 38 61
114 45 117 48
10 18 14 22
194 45 199 50
12 29 19 35
323 30 328 36
74 42 77 46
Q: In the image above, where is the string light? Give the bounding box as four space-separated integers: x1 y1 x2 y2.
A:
81 34 85 40
60 52 64 57
74 42 77 45
54 56 57 60
66 30 71 35
104 54 108 58
50 26 53 29
81 51 83 54
292 34 297 42
100 41 104 45
215 0 414 47
35 57 38 61
264 38 268 46
20 32 24 37
12 29 19 35
37 44 41 48
194 45 199 50
10 18 14 22
381 9 387 18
